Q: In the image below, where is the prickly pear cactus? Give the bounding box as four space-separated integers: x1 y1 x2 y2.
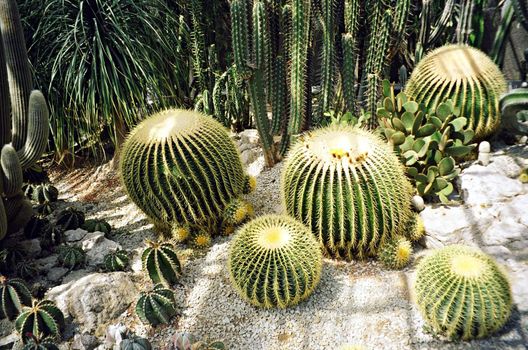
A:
15 299 65 343
141 240 181 286
0 275 32 320
377 235 412 269
135 284 176 326
281 125 413 258
120 109 250 234
228 215 322 308
405 45 507 141
414 245 512 340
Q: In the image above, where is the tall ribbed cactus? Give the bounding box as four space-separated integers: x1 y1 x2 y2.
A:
281 125 413 258
0 0 49 240
230 0 277 166
316 0 335 122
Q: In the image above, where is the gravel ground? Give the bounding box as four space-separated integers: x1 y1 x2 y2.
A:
48 153 528 350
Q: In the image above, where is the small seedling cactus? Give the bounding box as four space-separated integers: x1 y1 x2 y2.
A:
81 218 111 234
0 276 32 320
281 125 413 258
228 215 322 308
192 231 212 249
56 208 85 230
35 202 54 216
104 249 129 272
22 334 59 350
57 245 85 270
0 245 25 274
15 299 65 343
414 245 512 340
135 284 177 326
142 241 182 286
223 198 253 225
28 184 59 204
24 216 50 239
377 236 412 269
171 224 190 243
404 213 425 242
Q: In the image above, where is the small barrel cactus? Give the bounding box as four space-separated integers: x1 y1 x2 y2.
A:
142 241 182 286
40 226 65 250
405 45 507 141
15 260 39 280
404 213 425 242
24 216 50 239
414 245 512 340
228 215 323 308
223 198 253 226
35 202 54 216
377 236 412 269
135 284 177 326
242 174 257 194
0 245 25 274
15 299 65 343
171 224 190 243
57 245 86 270
29 184 59 204
120 335 152 350
281 125 413 259
104 249 129 272
56 208 85 230
0 276 32 320
81 218 111 234
120 109 250 232
22 335 59 350
192 231 212 249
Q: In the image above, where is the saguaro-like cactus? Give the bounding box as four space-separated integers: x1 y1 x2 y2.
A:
0 0 50 240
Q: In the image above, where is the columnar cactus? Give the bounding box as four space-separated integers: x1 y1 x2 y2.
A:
15 299 65 343
0 0 50 240
104 249 129 272
135 284 177 326
281 125 413 258
0 275 32 320
405 45 507 141
414 245 512 340
228 215 322 308
377 236 412 269
120 109 249 232
57 245 85 270
56 208 85 230
141 241 182 286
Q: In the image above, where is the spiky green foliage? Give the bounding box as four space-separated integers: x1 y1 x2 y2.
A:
22 335 60 350
228 215 322 308
142 241 182 287
40 226 64 250
24 216 50 239
15 299 64 343
104 250 129 272
404 213 425 242
56 208 85 230
414 245 512 340
0 0 49 241
0 276 31 320
377 236 412 269
120 335 152 350
405 45 507 141
378 81 476 203
120 109 247 231
281 125 413 258
135 284 177 326
57 245 85 270
81 219 111 235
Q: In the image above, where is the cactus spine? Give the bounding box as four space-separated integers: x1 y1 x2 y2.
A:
281 125 413 258
414 245 512 340
228 215 322 308
15 299 65 343
0 0 50 240
135 284 177 326
142 241 182 287
0 276 32 320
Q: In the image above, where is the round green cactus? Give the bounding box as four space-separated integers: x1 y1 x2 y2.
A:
24 216 50 239
15 260 39 280
135 284 177 326
40 226 65 250
223 198 253 226
120 336 152 350
405 45 507 141
120 109 248 231
57 245 85 270
22 336 59 350
82 218 111 234
228 215 323 309
104 249 129 272
0 276 32 320
281 125 413 259
414 245 512 340
29 184 58 204
142 240 182 286
15 299 65 343
377 236 412 269
56 208 85 230
404 213 425 242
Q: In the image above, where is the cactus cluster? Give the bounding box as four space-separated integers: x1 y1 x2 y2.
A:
142 241 182 286
15 299 65 343
104 249 129 272
377 236 412 269
281 125 413 258
228 215 322 308
414 245 512 340
378 81 476 203
0 275 32 320
0 0 50 241
121 109 252 238
135 284 177 326
405 45 507 141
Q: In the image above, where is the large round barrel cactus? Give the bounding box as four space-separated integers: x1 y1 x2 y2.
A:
281 125 413 258
405 45 507 140
414 245 512 340
121 109 247 231
228 215 322 309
